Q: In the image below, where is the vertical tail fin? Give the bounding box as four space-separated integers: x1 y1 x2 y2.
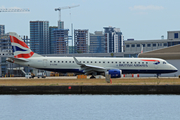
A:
9 32 42 58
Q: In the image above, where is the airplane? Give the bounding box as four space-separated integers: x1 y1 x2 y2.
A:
6 32 178 82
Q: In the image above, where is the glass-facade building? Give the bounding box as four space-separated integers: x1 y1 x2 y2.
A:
74 29 88 53
90 31 106 53
30 21 49 54
49 26 58 54
104 27 123 53
53 29 69 54
0 25 5 35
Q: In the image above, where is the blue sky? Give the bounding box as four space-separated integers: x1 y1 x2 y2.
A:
0 0 180 40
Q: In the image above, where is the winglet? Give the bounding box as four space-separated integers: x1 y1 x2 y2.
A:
73 57 84 65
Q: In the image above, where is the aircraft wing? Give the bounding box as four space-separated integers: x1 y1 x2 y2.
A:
73 57 106 74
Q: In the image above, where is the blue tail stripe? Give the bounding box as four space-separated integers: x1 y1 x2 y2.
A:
12 46 27 52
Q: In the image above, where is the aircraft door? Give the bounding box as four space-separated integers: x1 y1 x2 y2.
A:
43 59 47 67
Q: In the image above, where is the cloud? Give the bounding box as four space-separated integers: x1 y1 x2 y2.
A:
130 5 164 10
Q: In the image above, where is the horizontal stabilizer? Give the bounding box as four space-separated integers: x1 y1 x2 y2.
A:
6 57 29 63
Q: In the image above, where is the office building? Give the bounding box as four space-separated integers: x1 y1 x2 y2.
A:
0 25 5 35
53 29 69 54
74 29 88 53
124 31 180 55
49 26 58 54
104 27 123 53
90 31 106 53
30 21 49 54
58 20 64 29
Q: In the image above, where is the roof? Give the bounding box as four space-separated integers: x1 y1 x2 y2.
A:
138 44 180 59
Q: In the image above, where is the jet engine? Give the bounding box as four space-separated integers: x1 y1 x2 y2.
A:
107 69 122 78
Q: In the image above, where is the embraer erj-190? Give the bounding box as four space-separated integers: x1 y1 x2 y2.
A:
6 32 178 81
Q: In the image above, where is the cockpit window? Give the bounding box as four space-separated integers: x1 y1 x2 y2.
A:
163 62 166 64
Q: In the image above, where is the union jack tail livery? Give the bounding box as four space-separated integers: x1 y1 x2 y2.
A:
9 32 42 59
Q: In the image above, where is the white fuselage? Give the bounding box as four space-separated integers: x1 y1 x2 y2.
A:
14 57 178 74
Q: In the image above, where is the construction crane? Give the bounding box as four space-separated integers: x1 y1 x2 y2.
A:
55 5 80 21
0 8 30 12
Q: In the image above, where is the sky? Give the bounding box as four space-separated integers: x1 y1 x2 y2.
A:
0 0 180 40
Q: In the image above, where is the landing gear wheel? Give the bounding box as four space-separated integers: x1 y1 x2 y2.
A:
90 75 96 79
157 74 161 78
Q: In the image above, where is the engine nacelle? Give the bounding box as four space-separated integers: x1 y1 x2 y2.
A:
108 69 122 78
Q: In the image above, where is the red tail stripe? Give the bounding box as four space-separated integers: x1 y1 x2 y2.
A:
10 36 29 48
14 52 34 59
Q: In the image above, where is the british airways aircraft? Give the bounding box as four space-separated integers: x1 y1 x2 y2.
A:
6 32 178 80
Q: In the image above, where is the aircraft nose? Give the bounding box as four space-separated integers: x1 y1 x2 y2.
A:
171 65 178 72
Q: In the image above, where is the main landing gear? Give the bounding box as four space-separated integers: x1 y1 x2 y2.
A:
157 74 161 78
90 75 96 79
90 72 97 79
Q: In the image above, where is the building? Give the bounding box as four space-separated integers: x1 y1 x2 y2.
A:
30 21 49 54
168 31 180 40
58 20 64 29
89 31 106 53
0 33 31 77
139 44 180 77
49 26 58 54
124 31 180 56
53 29 69 54
104 27 123 53
74 29 88 53
0 25 5 35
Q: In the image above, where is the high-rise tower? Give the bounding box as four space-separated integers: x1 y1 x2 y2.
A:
0 25 5 35
30 21 49 54
104 26 123 53
74 29 88 53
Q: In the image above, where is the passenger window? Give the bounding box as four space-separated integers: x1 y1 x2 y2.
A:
62 61 63 63
65 61 67 63
50 61 52 63
123 62 125 64
95 61 96 63
146 62 148 64
135 62 136 64
112 62 113 63
142 62 144 64
87 61 89 63
99 61 101 63
131 62 133 64
69 61 71 63
115 62 117 63
54 61 56 63
103 61 105 63
138 62 140 64
91 61 93 63
119 62 121 63
58 61 60 63
83 61 85 63
127 62 129 64
73 61 74 63
108 62 109 63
